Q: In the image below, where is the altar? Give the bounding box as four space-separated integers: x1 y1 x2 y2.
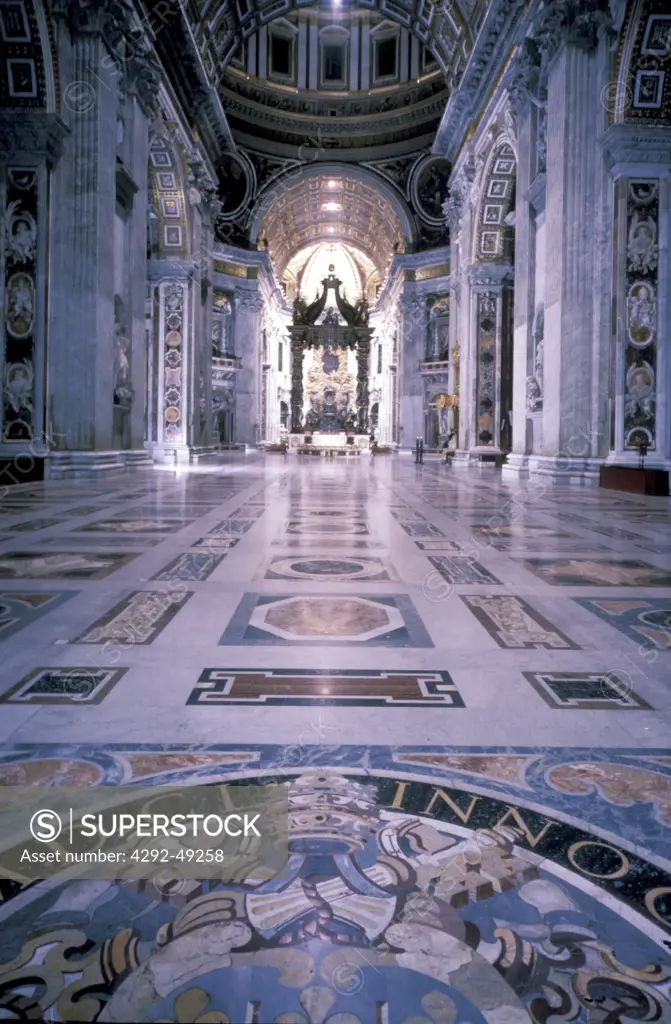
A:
289 431 370 456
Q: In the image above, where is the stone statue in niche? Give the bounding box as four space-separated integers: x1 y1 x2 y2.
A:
536 104 547 173
525 305 544 413
113 298 133 449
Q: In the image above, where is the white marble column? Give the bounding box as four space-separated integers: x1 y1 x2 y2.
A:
45 5 160 476
507 102 535 477
400 293 425 448
0 114 68 469
234 288 263 445
48 26 118 457
528 15 611 481
443 166 476 459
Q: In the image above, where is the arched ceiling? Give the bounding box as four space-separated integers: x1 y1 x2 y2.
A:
186 0 492 155
284 241 377 303
190 0 491 83
258 173 406 278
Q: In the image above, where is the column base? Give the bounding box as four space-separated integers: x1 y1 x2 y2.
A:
501 454 531 480
146 443 221 465
604 452 671 472
452 449 508 468
45 451 127 480
526 455 602 485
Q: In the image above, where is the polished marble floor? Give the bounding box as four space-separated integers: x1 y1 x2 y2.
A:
0 453 670 1021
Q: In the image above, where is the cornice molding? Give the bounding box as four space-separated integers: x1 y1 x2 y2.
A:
468 262 514 286
0 112 70 166
222 93 447 138
433 0 526 163
600 123 671 170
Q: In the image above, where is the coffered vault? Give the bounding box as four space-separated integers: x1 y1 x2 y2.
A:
257 170 408 278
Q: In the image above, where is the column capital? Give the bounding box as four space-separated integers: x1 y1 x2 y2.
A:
234 288 263 314
532 0 614 57
187 158 223 226
507 38 543 120
50 0 162 120
442 156 477 233
0 112 70 167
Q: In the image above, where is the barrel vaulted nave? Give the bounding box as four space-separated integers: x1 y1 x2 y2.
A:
1 1 671 1020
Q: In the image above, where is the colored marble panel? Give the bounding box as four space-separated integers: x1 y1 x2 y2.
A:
258 555 398 582
390 510 428 522
428 555 503 585
490 539 609 553
285 520 370 535
397 521 446 538
230 506 265 518
219 593 434 647
0 667 128 705
272 538 382 549
522 671 652 710
415 540 469 551
209 519 256 535
5 517 62 531
290 509 362 519
72 590 192 644
461 595 580 649
574 597 671 651
472 525 577 539
189 669 464 707
131 504 219 516
553 514 644 542
522 558 671 587
618 511 671 523
0 590 77 639
76 518 194 534
0 552 138 579
191 536 240 552
37 535 163 549
151 552 224 581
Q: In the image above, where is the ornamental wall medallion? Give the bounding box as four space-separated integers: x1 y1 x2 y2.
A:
5 272 34 339
410 155 452 226
623 179 659 449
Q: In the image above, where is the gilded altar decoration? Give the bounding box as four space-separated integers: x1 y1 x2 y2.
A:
305 348 356 430
624 180 658 449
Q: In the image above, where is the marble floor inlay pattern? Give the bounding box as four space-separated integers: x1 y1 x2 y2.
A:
220 592 433 647
0 455 671 1022
257 555 399 582
189 668 464 707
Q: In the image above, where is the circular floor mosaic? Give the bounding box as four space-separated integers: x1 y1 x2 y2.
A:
267 557 391 582
0 768 670 1022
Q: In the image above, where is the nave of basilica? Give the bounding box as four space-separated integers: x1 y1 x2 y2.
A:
1 0 671 1020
